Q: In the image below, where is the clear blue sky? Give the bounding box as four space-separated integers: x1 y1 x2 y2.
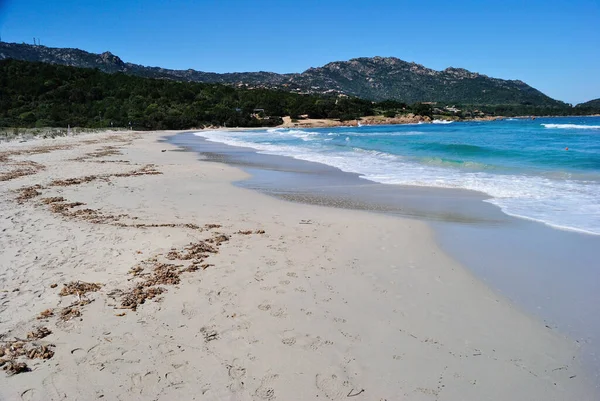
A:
1 0 598 104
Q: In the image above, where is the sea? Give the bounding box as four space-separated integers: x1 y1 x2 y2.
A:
195 116 600 236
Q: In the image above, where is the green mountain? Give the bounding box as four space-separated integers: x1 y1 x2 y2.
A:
0 59 382 129
576 98 600 109
0 42 566 106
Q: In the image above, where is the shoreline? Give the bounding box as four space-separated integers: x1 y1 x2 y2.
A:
170 130 600 379
0 130 597 400
5 113 596 140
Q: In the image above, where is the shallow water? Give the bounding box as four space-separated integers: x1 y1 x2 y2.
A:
194 117 600 235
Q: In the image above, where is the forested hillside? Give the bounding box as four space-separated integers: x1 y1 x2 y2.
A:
1 60 594 130
0 42 570 106
574 98 600 114
0 60 379 129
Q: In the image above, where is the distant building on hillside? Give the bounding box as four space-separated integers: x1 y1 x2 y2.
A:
252 109 266 119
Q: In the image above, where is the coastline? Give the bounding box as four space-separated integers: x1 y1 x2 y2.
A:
169 131 600 363
278 115 506 129
0 130 597 400
3 113 595 142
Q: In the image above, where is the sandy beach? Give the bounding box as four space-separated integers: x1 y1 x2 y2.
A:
0 130 596 400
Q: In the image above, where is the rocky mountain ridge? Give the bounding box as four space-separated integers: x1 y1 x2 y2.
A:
0 41 566 106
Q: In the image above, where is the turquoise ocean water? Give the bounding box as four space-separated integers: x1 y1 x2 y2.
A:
195 117 600 235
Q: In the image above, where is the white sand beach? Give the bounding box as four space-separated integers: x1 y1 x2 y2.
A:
0 130 596 400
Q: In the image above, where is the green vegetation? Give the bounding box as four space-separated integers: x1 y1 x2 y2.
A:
0 60 438 129
1 60 597 131
574 98 600 115
0 59 284 129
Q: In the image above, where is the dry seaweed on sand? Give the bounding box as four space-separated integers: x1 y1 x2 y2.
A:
2 360 29 375
212 235 229 245
236 229 265 235
41 197 66 204
115 222 200 230
0 340 27 359
27 327 51 340
48 165 160 188
120 285 166 311
0 340 55 375
59 306 82 321
0 145 73 183
113 164 162 177
37 309 54 319
0 160 45 182
128 266 144 276
144 264 181 286
27 345 55 360
15 185 43 203
50 175 106 187
205 235 229 246
167 241 218 260
118 229 231 312
204 223 221 229
72 146 123 161
180 265 200 273
59 281 103 297
49 202 85 213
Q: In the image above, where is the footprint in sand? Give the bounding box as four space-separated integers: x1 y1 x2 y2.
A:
283 333 333 350
227 359 247 393
305 336 333 350
165 371 184 387
282 337 296 346
254 374 279 400
269 307 287 318
70 347 88 365
20 389 38 401
315 372 353 400
130 371 160 395
181 302 197 318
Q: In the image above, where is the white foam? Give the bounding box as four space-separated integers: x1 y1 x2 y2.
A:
542 124 600 130
347 131 425 137
432 119 454 124
193 129 600 235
